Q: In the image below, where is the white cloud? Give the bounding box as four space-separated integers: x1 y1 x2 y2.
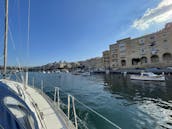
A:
132 0 172 30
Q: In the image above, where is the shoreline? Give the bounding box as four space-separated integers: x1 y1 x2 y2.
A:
93 68 172 74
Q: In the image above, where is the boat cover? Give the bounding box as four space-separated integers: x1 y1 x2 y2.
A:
0 81 39 129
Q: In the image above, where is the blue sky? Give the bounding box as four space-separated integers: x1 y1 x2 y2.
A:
0 0 172 66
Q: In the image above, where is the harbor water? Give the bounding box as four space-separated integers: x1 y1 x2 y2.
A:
14 72 172 129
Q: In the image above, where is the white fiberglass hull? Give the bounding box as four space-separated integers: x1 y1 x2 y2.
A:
130 75 165 81
81 72 91 76
1 79 75 129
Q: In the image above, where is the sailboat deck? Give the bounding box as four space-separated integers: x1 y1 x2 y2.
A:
26 86 66 129
1 79 75 129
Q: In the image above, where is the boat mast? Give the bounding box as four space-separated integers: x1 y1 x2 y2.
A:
3 0 8 78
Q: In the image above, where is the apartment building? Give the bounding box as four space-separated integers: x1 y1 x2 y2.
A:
106 22 172 69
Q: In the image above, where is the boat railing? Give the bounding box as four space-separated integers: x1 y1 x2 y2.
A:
11 76 121 129
34 80 122 129
38 88 76 129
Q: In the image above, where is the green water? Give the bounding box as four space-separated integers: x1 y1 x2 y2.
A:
15 72 172 129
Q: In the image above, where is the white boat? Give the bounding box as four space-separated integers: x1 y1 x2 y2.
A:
55 70 61 73
62 69 69 73
72 71 80 75
130 72 165 81
81 72 91 76
47 71 51 74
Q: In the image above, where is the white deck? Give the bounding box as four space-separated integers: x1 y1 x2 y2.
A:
1 79 75 129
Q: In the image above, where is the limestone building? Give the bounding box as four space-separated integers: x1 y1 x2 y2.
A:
103 50 110 69
105 22 172 69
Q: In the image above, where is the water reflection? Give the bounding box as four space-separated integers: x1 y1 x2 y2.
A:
102 74 172 101
102 74 172 129
11 72 172 129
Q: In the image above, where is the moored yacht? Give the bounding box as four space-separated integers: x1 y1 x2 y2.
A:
81 71 91 76
130 72 165 81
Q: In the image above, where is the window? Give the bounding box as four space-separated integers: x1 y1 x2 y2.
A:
140 48 145 54
163 33 166 37
164 39 167 42
119 43 125 48
120 52 126 57
112 59 118 62
119 43 126 54
150 36 155 39
151 47 158 54
151 55 159 63
4 97 36 129
139 38 145 45
150 41 156 46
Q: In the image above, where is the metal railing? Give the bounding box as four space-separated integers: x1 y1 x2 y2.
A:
53 87 78 129
11 75 122 129
49 85 122 129
35 82 76 129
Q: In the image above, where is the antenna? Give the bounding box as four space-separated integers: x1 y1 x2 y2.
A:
3 0 9 79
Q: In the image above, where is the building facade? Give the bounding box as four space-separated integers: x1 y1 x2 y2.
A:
109 43 118 69
103 50 110 69
105 22 172 69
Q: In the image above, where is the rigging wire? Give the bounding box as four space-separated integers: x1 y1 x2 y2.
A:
27 0 31 62
6 0 24 81
16 0 24 81
8 26 16 50
8 24 24 82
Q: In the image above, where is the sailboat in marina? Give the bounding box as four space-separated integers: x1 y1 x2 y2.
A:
0 0 124 129
0 0 76 129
